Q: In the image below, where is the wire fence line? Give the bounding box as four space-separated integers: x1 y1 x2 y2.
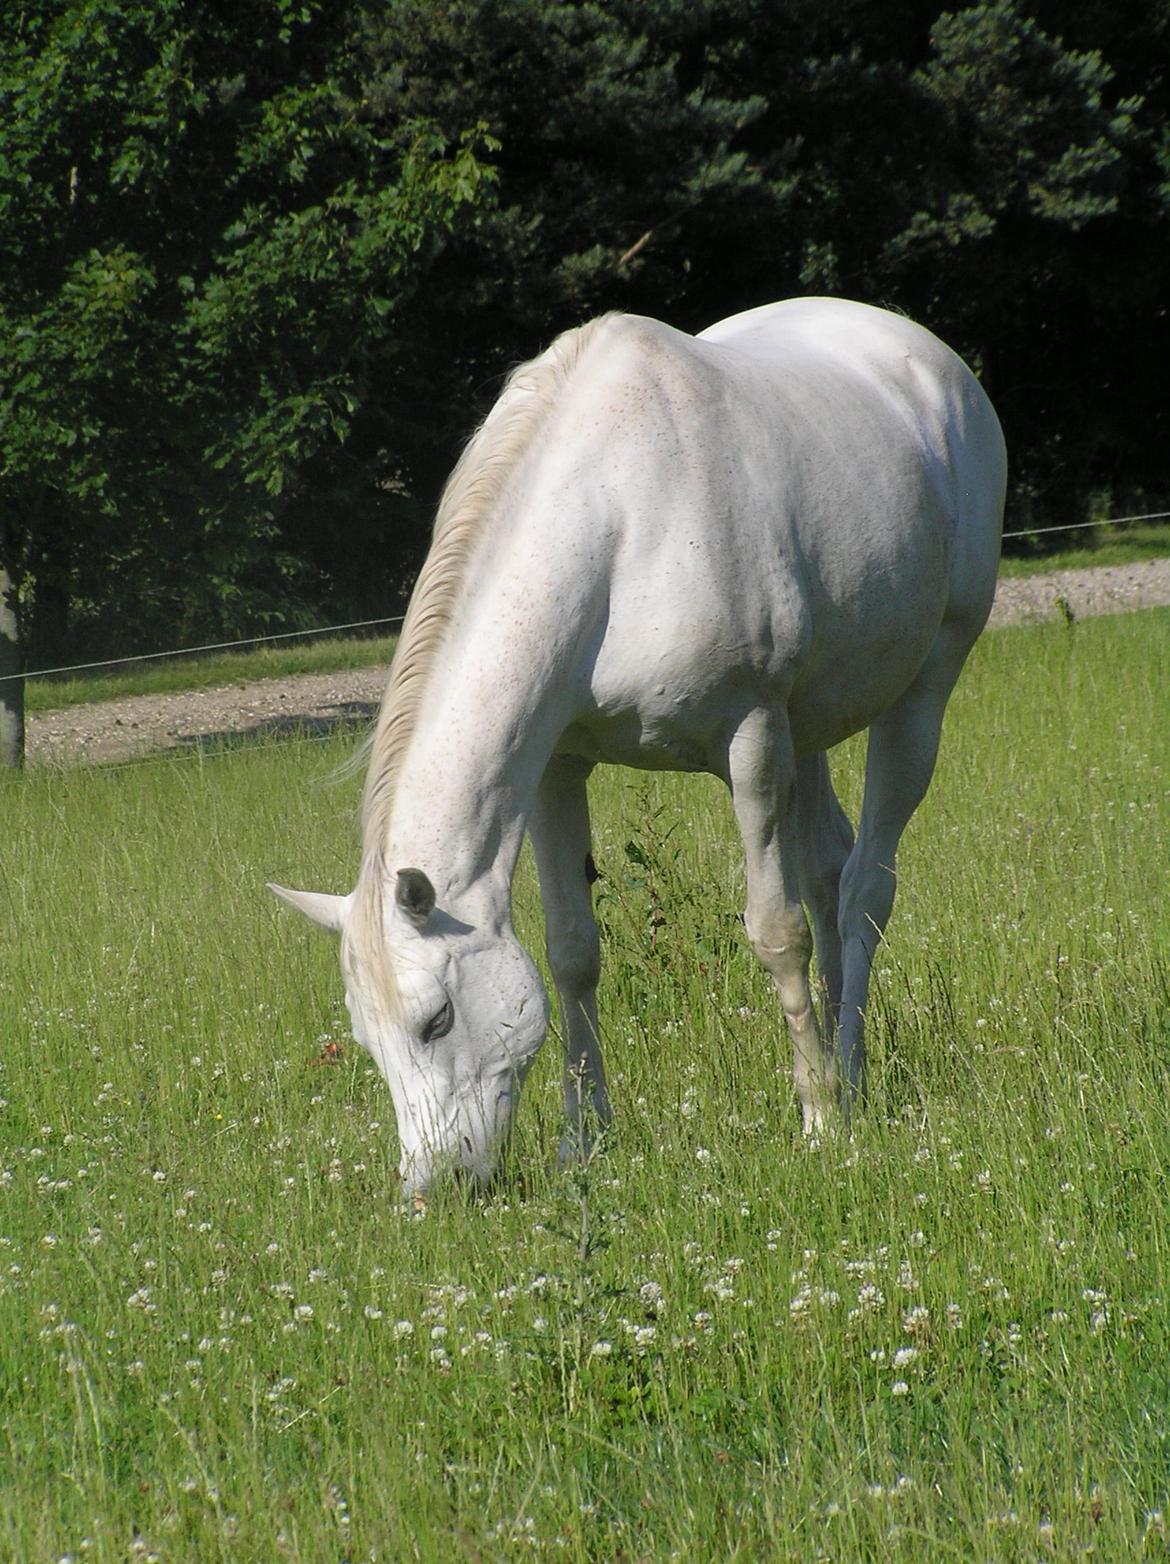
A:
1001 509 1170 541
3 508 1169 689
1 613 406 686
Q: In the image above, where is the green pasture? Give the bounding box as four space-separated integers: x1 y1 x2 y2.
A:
2 609 1168 1562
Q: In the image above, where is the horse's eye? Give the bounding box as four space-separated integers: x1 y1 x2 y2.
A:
422 998 454 1043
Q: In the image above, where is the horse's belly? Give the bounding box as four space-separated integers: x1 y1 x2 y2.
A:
557 708 723 773
576 583 944 770
787 599 947 753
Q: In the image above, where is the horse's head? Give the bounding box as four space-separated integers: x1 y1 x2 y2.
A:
270 869 548 1197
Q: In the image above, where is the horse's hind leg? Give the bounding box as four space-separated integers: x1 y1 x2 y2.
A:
727 709 839 1131
796 752 855 1043
528 754 612 1163
838 622 976 1098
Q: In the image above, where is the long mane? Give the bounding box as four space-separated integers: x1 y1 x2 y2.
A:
346 313 617 997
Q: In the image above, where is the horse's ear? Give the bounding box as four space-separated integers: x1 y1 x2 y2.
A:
395 867 436 927
268 883 349 934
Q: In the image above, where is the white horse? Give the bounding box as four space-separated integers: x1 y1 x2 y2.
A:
272 297 1006 1196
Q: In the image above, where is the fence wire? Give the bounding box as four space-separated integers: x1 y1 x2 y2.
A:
1001 509 1170 541
1 614 405 686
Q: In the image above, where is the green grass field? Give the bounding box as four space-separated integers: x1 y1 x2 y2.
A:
2 608 1168 1562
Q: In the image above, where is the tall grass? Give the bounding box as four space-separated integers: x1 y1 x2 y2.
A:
2 609 1168 1561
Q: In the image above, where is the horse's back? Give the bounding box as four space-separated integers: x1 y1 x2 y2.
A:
699 298 1004 615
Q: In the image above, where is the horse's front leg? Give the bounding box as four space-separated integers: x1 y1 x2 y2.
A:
528 754 611 1163
726 708 840 1133
795 751 855 1046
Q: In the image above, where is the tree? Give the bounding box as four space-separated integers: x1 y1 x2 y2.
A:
350 1 794 487
876 0 1169 520
353 0 1170 531
0 564 20 768
0 0 494 763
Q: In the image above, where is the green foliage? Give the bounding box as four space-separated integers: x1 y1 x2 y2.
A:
0 0 495 661
881 2 1169 515
922 2 1135 228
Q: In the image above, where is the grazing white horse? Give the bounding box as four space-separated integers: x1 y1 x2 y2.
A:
272 297 1006 1196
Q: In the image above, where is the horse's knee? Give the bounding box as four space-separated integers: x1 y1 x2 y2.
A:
747 905 814 1000
546 919 601 997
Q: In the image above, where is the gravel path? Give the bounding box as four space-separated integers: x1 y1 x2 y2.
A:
25 557 1170 767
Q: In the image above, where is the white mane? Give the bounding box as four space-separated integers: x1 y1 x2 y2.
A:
347 313 617 994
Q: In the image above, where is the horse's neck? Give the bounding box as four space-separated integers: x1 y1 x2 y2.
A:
380 525 604 922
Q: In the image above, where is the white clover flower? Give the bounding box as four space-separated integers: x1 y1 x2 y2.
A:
589 1340 613 1358
393 1320 414 1339
639 1281 664 1313
903 1305 931 1336
695 1146 712 1165
891 1379 910 1397
893 1346 917 1369
293 1303 314 1321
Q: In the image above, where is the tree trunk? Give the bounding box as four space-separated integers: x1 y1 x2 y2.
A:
0 563 24 769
